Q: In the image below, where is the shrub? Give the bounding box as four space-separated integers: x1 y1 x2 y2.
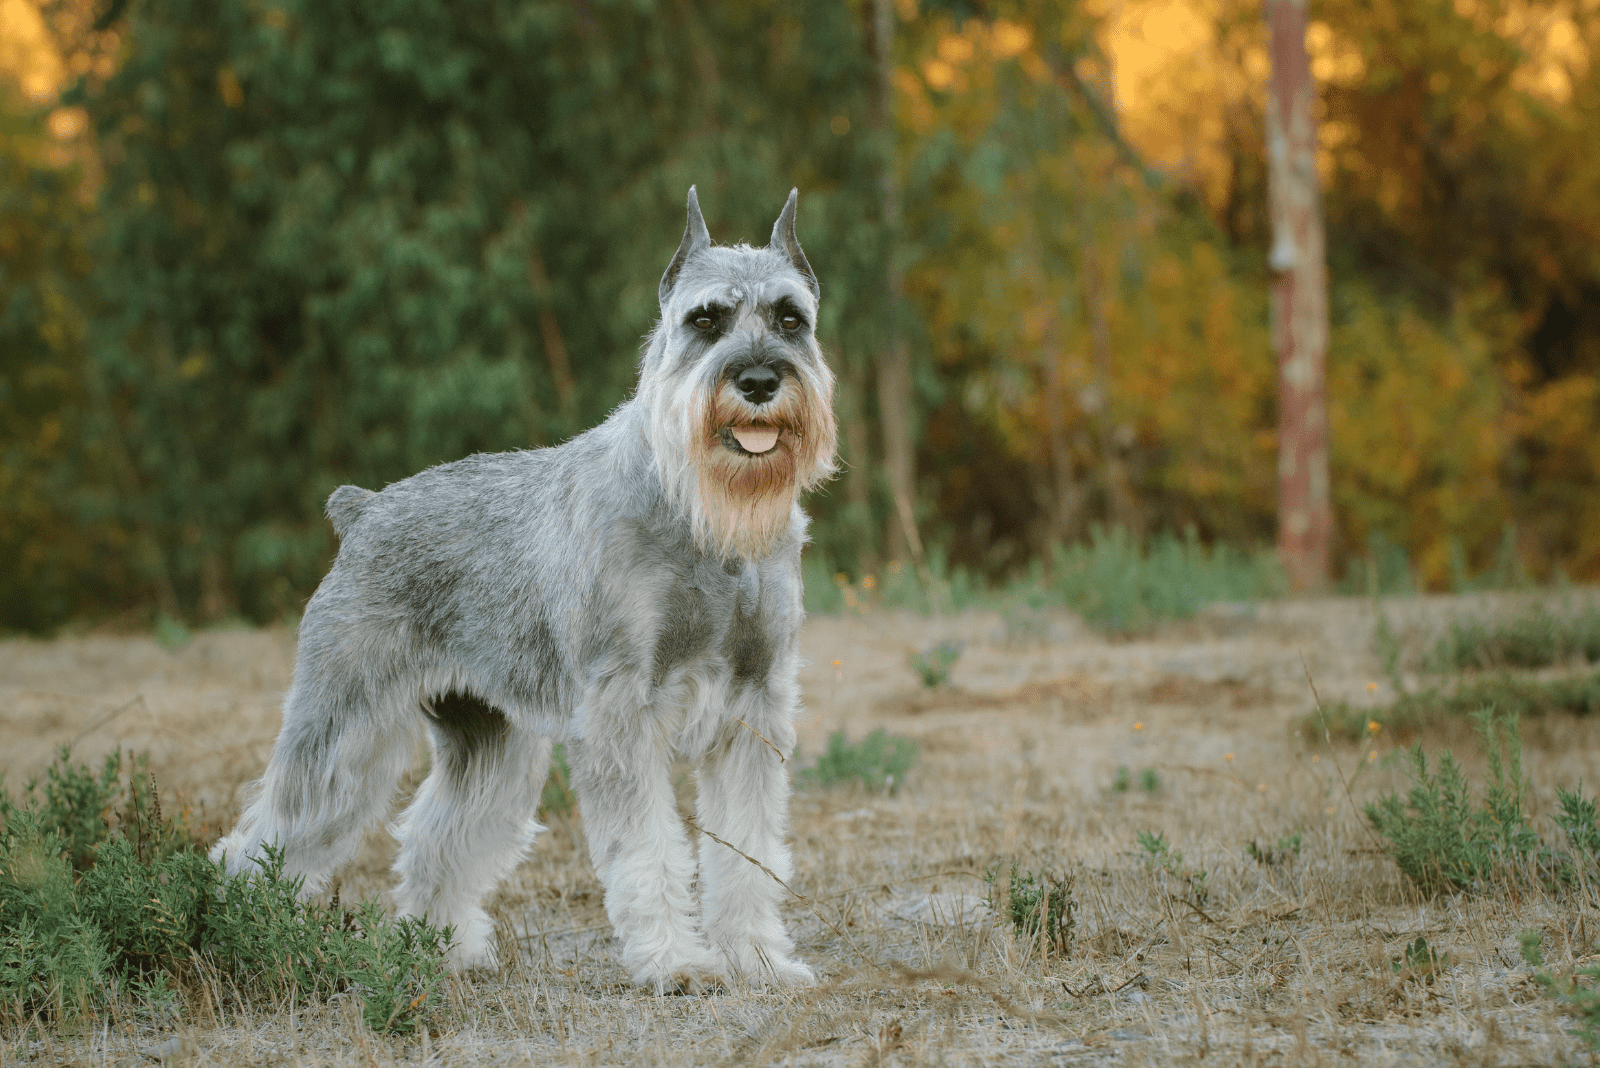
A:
985 863 1074 960
798 730 918 794
1365 709 1540 894
1136 829 1208 905
1051 527 1283 634
907 641 962 688
1424 606 1600 672
1245 833 1302 866
540 743 575 816
1521 930 1600 1050
0 749 448 1033
1314 671 1600 741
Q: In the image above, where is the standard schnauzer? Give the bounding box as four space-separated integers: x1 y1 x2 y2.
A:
212 188 837 992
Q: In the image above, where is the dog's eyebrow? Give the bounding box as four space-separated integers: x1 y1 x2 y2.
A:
683 302 733 322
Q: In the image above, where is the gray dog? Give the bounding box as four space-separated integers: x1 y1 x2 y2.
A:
213 188 837 993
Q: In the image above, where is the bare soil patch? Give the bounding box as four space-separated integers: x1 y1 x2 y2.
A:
1 591 1595 1064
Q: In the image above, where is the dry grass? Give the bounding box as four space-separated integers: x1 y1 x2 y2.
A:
2 592 1595 1065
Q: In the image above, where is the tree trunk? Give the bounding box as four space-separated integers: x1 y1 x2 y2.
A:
1265 0 1331 591
870 0 918 569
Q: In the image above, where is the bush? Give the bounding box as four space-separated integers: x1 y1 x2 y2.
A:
0 749 448 1033
797 730 918 794
1050 527 1283 634
1522 930 1600 1050
1314 671 1600 741
907 641 962 688
1424 605 1600 672
1365 709 1542 894
985 863 1074 960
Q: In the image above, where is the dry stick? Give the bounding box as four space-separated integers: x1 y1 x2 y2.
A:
1301 652 1384 848
733 718 786 764
68 694 146 750
684 817 889 976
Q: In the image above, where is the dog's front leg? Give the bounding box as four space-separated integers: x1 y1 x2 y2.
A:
567 707 716 994
695 711 815 987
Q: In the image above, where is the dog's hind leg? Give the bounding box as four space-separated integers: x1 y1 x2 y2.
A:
211 672 416 892
392 692 550 973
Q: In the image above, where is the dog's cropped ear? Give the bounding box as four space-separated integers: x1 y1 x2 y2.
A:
660 186 712 305
769 188 819 301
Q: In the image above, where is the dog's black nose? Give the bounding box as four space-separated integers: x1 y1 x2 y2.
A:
735 365 781 405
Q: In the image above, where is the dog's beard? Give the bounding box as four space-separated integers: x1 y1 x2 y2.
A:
670 375 837 559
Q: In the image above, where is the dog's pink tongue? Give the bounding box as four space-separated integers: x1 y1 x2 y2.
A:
731 426 780 454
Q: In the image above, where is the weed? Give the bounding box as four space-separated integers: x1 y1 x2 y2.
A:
153 614 191 651
1051 527 1284 634
1365 709 1540 894
907 640 963 688
0 749 448 1033
1137 829 1208 905
1392 936 1449 983
1138 767 1161 793
984 862 1074 960
1112 766 1131 792
1554 784 1600 868
1521 930 1600 1050
1245 833 1302 866
1424 605 1600 672
541 743 575 816
1313 671 1600 740
797 730 918 794
1374 610 1404 692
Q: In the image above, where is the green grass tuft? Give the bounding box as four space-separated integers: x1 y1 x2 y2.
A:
907 640 963 688
797 730 918 794
984 863 1074 960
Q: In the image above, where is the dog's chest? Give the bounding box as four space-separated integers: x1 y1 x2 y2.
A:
649 560 777 690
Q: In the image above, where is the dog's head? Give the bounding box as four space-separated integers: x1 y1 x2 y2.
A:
643 187 838 560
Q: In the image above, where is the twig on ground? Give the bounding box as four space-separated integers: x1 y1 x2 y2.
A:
1302 651 1384 847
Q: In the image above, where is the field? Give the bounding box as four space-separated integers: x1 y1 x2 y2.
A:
3 591 1598 1065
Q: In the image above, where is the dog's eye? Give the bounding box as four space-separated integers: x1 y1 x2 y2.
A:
780 315 801 330
692 316 715 331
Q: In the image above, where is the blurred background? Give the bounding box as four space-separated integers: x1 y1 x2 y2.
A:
1 0 1597 633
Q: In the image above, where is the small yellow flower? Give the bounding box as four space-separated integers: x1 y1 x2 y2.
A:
1325 806 1337 815
831 659 842 670
887 560 902 574
1224 753 1234 762
1256 783 1266 793
1133 722 1144 732
1311 755 1319 763
1367 682 1379 693
835 571 849 586
862 574 877 590
1369 751 1378 762
1368 720 1382 734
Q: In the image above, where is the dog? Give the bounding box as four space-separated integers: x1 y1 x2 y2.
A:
211 188 837 993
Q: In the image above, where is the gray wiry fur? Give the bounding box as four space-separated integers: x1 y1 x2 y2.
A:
212 188 836 993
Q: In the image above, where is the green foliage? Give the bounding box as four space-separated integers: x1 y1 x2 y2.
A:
1521 930 1600 1051
540 743 574 817
907 640 962 688
1392 936 1449 984
1245 833 1302 866
1050 527 1284 634
797 730 918 794
1111 766 1131 793
984 862 1074 959
1424 606 1600 673
0 749 447 1033
1138 768 1161 793
1136 829 1208 904
1364 710 1540 894
1316 671 1600 741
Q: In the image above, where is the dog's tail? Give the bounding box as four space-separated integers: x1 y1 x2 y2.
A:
326 485 376 539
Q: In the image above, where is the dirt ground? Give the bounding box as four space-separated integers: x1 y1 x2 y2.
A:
2 590 1598 1065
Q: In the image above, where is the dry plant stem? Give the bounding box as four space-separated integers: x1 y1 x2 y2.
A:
683 816 890 976
1301 651 1382 846
733 717 786 763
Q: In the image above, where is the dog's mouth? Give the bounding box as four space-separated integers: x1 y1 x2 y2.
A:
721 425 781 455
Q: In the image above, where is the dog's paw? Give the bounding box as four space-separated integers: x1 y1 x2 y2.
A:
446 938 500 975
714 941 816 989
629 945 722 996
